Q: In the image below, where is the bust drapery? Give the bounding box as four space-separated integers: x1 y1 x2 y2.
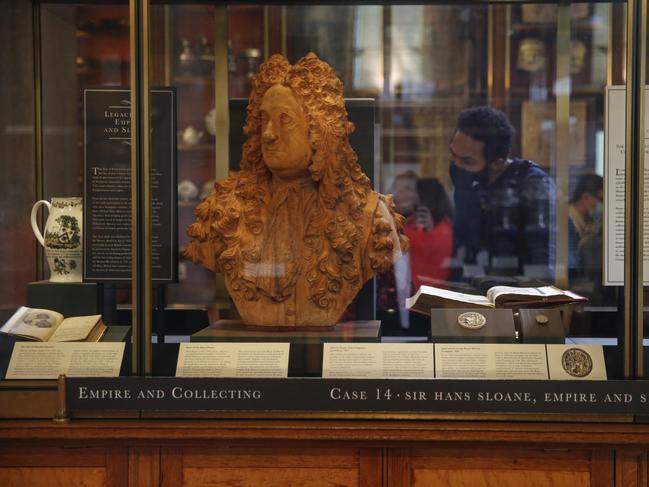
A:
185 53 408 328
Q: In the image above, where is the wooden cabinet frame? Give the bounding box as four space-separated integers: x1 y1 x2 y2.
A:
3 419 649 486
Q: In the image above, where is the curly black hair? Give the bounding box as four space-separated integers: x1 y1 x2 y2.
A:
455 106 515 163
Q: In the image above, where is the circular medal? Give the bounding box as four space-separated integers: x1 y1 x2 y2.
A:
535 313 549 325
457 311 486 330
561 348 593 378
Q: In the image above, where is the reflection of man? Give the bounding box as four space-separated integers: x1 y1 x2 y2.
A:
185 53 408 328
568 174 603 270
449 106 555 278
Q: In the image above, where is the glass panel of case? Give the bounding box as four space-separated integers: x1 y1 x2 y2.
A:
0 2 135 387
144 1 630 390
0 0 640 415
636 0 649 380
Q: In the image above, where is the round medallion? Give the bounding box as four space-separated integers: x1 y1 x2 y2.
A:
535 313 550 325
457 311 486 330
561 348 593 378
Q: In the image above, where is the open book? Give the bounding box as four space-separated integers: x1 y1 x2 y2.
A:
406 285 587 314
0 306 106 342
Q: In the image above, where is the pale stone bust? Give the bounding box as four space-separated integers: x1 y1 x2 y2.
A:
185 53 408 329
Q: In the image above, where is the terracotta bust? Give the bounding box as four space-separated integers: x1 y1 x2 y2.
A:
185 53 408 329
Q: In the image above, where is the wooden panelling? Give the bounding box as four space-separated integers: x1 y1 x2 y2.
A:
0 419 646 487
590 450 614 487
183 446 359 468
0 467 106 487
128 448 160 487
411 469 589 487
359 448 382 487
386 448 410 487
616 450 647 487
387 447 613 487
166 446 380 487
184 467 359 487
106 446 128 487
0 444 128 487
160 447 183 487
0 446 106 466
409 447 591 471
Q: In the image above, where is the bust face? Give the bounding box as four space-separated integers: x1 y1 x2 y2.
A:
260 84 312 179
570 40 587 74
517 38 546 73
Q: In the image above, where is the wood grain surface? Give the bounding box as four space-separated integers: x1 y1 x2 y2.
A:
0 420 645 487
184 467 358 487
412 469 590 487
0 467 106 487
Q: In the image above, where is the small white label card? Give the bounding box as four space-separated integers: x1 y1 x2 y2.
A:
322 343 434 379
434 344 549 380
176 342 290 378
546 344 607 380
5 342 125 379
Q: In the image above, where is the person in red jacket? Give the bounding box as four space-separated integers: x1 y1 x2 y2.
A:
378 174 454 331
405 178 454 289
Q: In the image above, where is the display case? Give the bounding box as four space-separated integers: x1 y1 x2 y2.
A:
1 0 648 423
5 2 649 485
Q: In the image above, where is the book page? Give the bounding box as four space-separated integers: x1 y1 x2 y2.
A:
487 286 562 304
407 286 492 309
49 315 102 342
0 307 64 342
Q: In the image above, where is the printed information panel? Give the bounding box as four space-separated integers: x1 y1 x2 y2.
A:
67 377 649 415
604 86 649 285
7 343 124 379
435 344 549 380
83 88 177 282
322 343 434 379
176 343 290 378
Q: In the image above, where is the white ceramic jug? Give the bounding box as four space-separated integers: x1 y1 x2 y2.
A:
30 197 83 282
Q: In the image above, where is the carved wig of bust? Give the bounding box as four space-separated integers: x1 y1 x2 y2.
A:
185 53 409 328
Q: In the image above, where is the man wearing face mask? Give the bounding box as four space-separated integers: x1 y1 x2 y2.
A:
568 174 603 272
449 106 555 279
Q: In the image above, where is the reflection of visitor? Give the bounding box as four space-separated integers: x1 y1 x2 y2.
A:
449 106 555 278
568 174 603 270
380 173 454 330
392 171 419 220
405 178 454 288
